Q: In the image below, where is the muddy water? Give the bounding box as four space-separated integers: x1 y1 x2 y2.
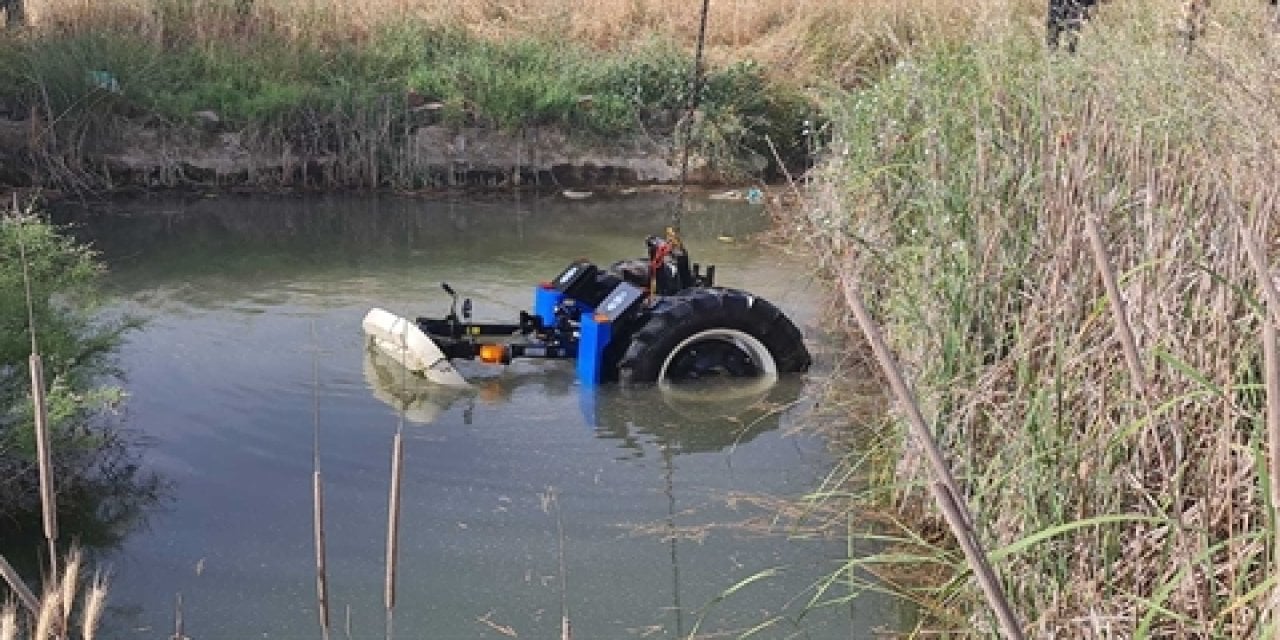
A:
59 194 907 638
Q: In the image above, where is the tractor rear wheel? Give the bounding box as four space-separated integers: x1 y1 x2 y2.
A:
618 288 810 385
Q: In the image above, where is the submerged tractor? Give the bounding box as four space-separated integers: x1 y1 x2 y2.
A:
363 230 811 388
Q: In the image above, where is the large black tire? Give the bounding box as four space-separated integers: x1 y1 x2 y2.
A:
618 288 810 384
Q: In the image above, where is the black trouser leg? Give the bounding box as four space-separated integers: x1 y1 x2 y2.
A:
1047 0 1095 51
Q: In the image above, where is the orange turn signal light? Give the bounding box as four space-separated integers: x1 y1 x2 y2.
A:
592 313 611 324
478 343 508 364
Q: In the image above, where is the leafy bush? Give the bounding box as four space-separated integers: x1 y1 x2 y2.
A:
0 209 136 525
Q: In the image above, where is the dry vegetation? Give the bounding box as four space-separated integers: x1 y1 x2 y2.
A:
1 548 107 640
0 547 106 637
794 0 1280 636
18 0 1028 88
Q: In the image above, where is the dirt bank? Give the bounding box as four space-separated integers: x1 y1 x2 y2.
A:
0 116 739 194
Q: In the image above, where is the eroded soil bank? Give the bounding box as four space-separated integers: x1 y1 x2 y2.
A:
0 115 757 195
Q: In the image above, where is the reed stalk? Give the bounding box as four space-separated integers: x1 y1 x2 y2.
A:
0 556 38 615
383 428 403 622
1263 316 1280 631
32 590 56 640
1 604 15 640
310 323 331 640
541 489 573 640
171 592 184 640
58 547 79 633
1083 208 1148 399
839 265 1024 639
381 317 411 640
81 572 106 640
0 551 105 640
16 210 58 579
312 474 330 636
27 355 56 579
800 0 1280 633
1238 220 1280 631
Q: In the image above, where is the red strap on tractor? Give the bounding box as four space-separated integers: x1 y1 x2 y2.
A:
648 241 672 298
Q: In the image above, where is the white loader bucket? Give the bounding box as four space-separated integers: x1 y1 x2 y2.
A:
362 307 469 387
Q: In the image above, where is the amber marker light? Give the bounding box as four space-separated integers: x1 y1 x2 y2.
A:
478 344 508 364
593 313 610 324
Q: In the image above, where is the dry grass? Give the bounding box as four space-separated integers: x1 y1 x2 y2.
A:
18 0 1040 87
0 548 108 640
796 0 1280 635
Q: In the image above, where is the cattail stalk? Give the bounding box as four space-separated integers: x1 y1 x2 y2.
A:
385 323 412 640
311 322 331 640
17 211 59 579
81 572 107 640
1237 219 1280 631
0 555 38 614
548 489 571 640
1083 209 1148 398
172 592 184 640
839 261 1024 639
1 602 16 640
29 355 58 577
35 590 59 640
58 547 81 635
313 471 331 639
384 429 403 614
1263 319 1280 633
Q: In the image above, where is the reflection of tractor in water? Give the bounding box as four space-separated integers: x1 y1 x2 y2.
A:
363 343 805 454
363 229 811 389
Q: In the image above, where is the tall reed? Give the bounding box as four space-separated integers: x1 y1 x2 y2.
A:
802 0 1280 634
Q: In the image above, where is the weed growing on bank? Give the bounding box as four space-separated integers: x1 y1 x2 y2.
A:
0 13 815 189
0 0 1033 191
801 0 1280 635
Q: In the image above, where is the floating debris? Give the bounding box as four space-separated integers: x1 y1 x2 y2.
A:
87 70 121 93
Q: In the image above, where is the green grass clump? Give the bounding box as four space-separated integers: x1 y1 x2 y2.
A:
803 0 1280 635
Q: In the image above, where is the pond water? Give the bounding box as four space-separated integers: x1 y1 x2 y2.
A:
54 193 906 638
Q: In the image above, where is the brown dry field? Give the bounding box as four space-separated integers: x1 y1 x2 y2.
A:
20 0 1043 85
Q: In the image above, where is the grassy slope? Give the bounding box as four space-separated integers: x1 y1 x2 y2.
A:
0 0 1029 191
0 0 881 189
803 0 1280 636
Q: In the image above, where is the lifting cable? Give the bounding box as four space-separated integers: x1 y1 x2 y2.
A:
671 0 713 239
648 0 710 300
